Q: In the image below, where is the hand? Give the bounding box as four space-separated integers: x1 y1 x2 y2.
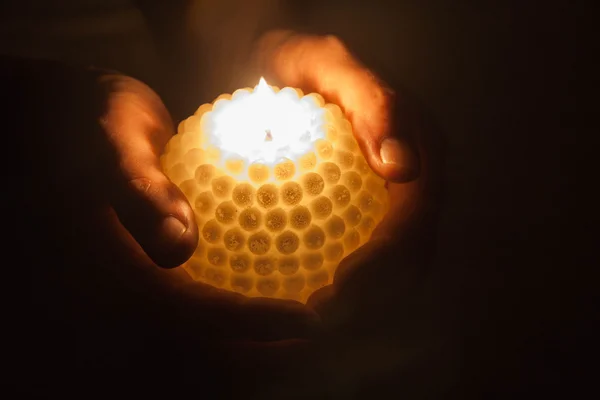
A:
255 31 422 184
4 59 320 376
200 31 441 396
81 72 320 339
252 32 442 379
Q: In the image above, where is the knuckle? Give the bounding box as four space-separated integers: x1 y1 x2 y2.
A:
128 177 153 195
322 35 348 54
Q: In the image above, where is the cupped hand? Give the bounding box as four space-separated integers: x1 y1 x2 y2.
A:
256 30 422 184
87 73 320 340
255 32 441 328
6 60 319 349
198 32 442 396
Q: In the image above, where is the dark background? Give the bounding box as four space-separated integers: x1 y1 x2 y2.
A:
2 0 586 398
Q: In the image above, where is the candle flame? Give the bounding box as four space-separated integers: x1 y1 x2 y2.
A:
255 76 273 96
258 76 267 88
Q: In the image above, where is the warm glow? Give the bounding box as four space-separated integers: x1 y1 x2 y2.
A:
208 77 326 165
161 80 389 302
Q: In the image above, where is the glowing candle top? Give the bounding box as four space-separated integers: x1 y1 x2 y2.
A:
206 77 326 165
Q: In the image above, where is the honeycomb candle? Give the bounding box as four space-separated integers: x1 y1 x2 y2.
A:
161 78 389 303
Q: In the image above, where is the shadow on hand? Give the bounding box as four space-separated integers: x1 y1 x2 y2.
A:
4 57 444 398
3 57 321 392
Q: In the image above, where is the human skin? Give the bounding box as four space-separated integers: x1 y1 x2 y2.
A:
3 31 439 388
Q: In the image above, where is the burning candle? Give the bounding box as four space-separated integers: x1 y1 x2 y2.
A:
161 78 388 302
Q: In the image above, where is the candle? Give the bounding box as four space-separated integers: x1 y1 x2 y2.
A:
161 78 388 302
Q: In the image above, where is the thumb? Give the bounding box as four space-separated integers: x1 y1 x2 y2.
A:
264 33 420 182
315 47 421 183
112 175 198 268
101 75 198 268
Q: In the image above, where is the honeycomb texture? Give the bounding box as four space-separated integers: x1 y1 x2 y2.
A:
161 86 388 303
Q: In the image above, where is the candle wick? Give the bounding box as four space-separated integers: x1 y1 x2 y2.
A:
264 129 273 142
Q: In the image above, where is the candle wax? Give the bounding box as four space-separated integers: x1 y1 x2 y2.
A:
161 78 388 303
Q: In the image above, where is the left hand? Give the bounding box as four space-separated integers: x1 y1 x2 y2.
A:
255 30 421 184
229 32 442 394
254 31 441 329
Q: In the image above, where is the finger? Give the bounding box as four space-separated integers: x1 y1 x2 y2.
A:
370 180 422 240
164 268 323 341
307 237 424 332
372 101 443 240
100 75 198 268
332 237 397 294
267 34 420 182
88 207 321 342
306 239 388 318
308 115 442 321
314 60 421 183
110 206 320 341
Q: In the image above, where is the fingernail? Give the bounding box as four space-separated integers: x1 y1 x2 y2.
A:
380 137 419 181
380 137 403 165
161 215 188 245
154 215 197 268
